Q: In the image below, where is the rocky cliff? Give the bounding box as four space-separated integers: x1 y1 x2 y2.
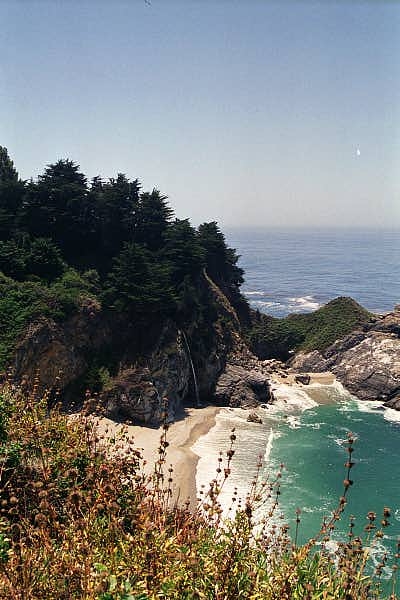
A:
290 306 400 406
12 272 271 423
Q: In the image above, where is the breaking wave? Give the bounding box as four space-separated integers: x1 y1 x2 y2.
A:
243 291 321 316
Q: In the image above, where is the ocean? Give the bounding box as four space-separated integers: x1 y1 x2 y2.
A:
226 227 400 317
193 227 400 588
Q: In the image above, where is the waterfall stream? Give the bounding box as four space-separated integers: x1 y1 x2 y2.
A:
180 330 200 407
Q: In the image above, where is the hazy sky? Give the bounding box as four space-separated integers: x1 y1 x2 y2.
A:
1 1 399 228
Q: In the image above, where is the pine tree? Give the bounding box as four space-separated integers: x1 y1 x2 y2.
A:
0 147 25 240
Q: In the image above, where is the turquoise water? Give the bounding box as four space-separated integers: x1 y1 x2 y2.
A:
222 227 400 548
195 227 400 590
266 394 400 589
194 388 400 589
269 399 400 546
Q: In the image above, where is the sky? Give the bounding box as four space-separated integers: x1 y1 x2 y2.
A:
1 0 399 228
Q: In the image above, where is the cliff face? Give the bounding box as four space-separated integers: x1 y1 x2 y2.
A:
12 272 270 423
290 307 400 406
14 299 114 392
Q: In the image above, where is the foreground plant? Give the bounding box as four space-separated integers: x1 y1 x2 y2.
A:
0 381 397 599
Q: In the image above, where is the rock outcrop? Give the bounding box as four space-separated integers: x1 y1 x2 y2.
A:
214 364 270 408
12 272 274 424
14 299 114 392
247 410 263 424
101 325 195 423
290 309 400 403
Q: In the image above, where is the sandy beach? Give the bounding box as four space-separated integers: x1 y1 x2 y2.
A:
95 405 220 506
93 371 338 509
272 371 335 385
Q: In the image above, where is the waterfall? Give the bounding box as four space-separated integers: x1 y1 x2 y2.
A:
180 330 200 407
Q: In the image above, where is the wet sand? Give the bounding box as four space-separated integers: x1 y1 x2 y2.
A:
273 371 335 385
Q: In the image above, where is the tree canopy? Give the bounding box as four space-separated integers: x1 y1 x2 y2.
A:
0 149 246 334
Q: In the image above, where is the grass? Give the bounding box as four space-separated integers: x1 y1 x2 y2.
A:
0 379 398 599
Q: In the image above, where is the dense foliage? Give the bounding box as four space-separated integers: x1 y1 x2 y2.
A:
0 383 397 599
248 297 373 360
0 147 245 370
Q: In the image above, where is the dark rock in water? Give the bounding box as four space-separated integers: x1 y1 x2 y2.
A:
215 363 270 408
385 395 400 410
290 310 400 406
247 411 263 424
294 374 311 385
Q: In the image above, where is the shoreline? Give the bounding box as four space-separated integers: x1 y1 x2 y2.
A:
94 371 341 510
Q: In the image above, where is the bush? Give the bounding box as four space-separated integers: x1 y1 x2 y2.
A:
286 296 374 352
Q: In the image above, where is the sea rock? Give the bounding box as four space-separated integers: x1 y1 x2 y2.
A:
247 411 263 424
384 394 400 410
214 363 270 408
291 310 400 403
294 374 311 385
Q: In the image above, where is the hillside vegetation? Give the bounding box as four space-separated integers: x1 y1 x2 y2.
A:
0 382 397 599
0 147 247 376
248 297 374 360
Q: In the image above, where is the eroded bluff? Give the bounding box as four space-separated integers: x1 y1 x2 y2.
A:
13 274 271 423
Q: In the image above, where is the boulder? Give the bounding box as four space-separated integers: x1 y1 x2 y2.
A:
247 411 263 424
294 374 311 385
215 363 270 408
385 394 400 410
102 367 161 424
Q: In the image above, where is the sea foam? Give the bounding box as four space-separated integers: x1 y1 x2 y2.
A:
383 407 400 424
271 383 318 412
287 295 321 311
